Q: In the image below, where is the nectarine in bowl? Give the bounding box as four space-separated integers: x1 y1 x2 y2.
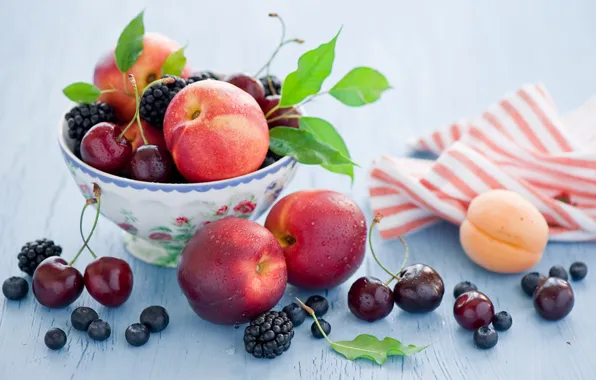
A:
58 111 298 268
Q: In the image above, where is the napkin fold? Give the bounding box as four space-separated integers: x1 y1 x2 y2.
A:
368 83 596 241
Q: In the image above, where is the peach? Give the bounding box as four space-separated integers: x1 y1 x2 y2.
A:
121 119 167 152
460 189 548 273
264 190 367 290
177 217 287 325
163 80 269 182
94 32 192 121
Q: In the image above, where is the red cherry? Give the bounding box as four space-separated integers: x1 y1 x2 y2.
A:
348 276 394 322
258 95 302 129
129 145 173 183
80 122 132 173
84 257 133 307
224 73 266 102
32 257 84 308
453 290 495 330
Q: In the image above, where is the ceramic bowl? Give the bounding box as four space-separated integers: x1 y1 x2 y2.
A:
57 115 298 267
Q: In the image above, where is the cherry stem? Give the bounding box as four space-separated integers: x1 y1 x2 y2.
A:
368 214 400 283
254 13 303 78
129 75 148 145
69 186 102 265
296 298 333 345
265 91 326 121
266 113 301 124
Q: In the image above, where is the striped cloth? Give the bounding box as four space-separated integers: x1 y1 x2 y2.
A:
368 83 596 242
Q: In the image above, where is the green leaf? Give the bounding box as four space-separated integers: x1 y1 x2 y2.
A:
329 67 390 107
269 127 356 167
62 82 101 104
150 226 173 233
280 28 341 107
299 117 354 181
115 10 145 73
330 335 427 365
162 47 187 76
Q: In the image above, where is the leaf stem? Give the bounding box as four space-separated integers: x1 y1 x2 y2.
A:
296 298 333 345
100 89 119 94
69 186 102 265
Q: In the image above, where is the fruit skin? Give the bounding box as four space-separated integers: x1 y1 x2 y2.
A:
140 305 169 333
18 238 62 276
394 264 444 313
94 33 192 121
549 265 568 281
259 75 282 97
2 277 29 300
45 328 67 350
71 307 99 331
520 272 546 297
88 319 111 341
139 75 187 128
243 311 294 359
492 311 512 331
32 257 84 308
163 80 269 182
460 189 548 273
129 145 173 183
122 119 168 153
348 277 394 322
258 95 301 129
453 290 495 330
178 218 287 325
80 122 132 174
311 319 331 339
224 73 266 102
265 190 367 290
453 281 477 299
125 323 150 347
282 303 307 327
305 295 329 317
474 326 498 349
84 257 133 307
65 102 116 158
569 262 588 281
533 277 574 321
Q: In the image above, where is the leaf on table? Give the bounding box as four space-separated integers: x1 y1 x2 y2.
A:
330 334 427 365
279 27 342 107
269 127 355 167
161 47 187 77
62 82 102 104
115 10 145 73
299 117 354 181
329 67 390 106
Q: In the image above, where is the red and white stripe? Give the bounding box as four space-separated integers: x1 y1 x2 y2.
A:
371 83 596 241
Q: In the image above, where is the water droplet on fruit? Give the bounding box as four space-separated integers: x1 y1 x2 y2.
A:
311 222 315 226
326 255 331 260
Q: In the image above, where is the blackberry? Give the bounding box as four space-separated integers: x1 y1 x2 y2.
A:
453 281 477 298
44 328 67 350
187 70 219 84
139 75 186 128
260 150 283 169
2 277 29 300
282 303 308 327
140 305 169 333
65 102 116 157
244 311 294 359
473 326 498 349
305 295 329 317
569 262 588 281
549 265 568 281
521 272 546 297
71 307 99 331
18 238 62 276
259 75 282 97
492 311 512 331
311 319 331 339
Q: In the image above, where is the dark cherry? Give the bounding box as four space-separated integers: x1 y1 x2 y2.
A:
80 122 132 174
394 264 444 313
32 257 84 308
224 73 266 102
348 276 394 322
258 95 302 129
453 290 494 330
129 145 173 183
533 277 574 321
84 257 133 307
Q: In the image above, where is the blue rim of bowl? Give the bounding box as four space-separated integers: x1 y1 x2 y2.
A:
58 116 297 193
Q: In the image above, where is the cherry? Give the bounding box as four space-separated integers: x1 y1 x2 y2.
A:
259 95 302 129
394 264 445 313
453 290 494 330
84 256 133 307
533 277 574 321
32 257 84 308
348 277 394 322
129 144 173 183
225 73 266 102
80 122 132 174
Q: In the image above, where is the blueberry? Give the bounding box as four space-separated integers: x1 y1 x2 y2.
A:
492 311 512 331
305 295 329 317
521 272 546 297
453 281 477 298
311 319 331 339
282 303 307 327
44 328 67 350
71 307 99 331
474 326 498 349
88 319 111 341
125 323 150 347
2 277 28 300
569 262 587 281
140 305 169 333
549 265 568 281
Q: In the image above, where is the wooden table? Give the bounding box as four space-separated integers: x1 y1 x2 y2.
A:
1 0 595 379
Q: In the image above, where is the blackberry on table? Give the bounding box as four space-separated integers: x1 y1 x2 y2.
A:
187 70 219 84
139 75 187 128
259 75 282 97
65 102 116 157
244 311 294 359
18 239 62 276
